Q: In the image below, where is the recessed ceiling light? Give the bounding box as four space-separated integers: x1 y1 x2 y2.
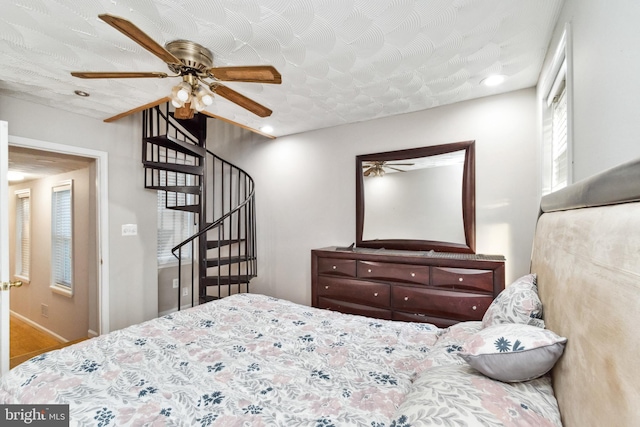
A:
480 75 506 87
74 90 90 97
7 171 25 182
260 125 274 134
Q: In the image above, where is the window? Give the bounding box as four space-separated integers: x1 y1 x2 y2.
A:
157 172 195 265
15 189 30 280
550 72 568 191
51 180 73 295
541 24 572 195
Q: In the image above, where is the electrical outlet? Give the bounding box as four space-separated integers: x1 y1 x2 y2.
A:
121 224 137 236
41 303 49 318
172 279 179 289
182 287 189 297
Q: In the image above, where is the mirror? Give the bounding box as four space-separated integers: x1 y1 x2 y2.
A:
356 140 476 253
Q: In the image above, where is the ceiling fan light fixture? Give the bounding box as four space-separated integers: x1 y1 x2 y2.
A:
195 85 213 106
373 167 385 177
175 81 192 102
192 96 205 112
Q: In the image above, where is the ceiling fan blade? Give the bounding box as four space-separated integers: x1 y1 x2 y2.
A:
363 168 373 176
209 66 282 84
213 84 273 117
98 14 182 66
71 71 168 79
104 97 170 123
387 167 407 172
387 163 414 166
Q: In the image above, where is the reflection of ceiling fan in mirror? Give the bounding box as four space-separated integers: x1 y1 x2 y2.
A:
71 14 281 120
362 161 415 177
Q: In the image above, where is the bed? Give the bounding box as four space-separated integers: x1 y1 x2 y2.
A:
1 158 639 426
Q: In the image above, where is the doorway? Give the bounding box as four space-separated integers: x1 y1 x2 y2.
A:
6 135 109 366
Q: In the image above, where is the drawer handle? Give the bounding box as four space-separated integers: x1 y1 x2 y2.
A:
332 265 337 270
472 305 477 310
458 277 464 282
410 272 415 277
325 285 329 290
368 269 372 273
404 296 409 301
373 292 379 297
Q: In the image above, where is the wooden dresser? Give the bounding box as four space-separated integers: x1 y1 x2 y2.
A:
311 247 505 327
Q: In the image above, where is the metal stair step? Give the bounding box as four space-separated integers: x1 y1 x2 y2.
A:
207 239 246 249
202 275 256 286
146 185 201 195
144 135 206 157
143 160 204 175
167 204 200 213
206 256 256 268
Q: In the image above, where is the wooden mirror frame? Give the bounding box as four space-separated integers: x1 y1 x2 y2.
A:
356 140 476 253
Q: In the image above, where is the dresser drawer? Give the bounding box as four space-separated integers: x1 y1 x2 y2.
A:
317 277 390 308
317 297 392 320
317 257 356 277
357 261 429 285
392 286 493 321
431 267 494 293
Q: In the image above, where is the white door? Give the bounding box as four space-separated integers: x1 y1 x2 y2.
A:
0 120 10 374
0 122 20 374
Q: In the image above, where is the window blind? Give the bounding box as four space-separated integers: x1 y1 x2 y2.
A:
16 190 30 278
52 182 72 288
157 171 194 264
551 81 568 192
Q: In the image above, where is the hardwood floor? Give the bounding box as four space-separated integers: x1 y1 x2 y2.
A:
9 315 86 369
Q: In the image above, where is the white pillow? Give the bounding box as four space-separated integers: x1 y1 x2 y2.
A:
459 323 567 382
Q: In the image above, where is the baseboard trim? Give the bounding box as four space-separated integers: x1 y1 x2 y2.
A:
10 311 68 343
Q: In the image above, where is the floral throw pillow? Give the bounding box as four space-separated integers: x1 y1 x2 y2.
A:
481 273 545 328
389 364 562 427
459 323 567 382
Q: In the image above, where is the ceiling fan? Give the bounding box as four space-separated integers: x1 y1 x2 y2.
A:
363 161 415 177
71 14 281 120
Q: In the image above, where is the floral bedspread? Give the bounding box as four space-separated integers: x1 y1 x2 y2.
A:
0 294 444 426
0 294 561 426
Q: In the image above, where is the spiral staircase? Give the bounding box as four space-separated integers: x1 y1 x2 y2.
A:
141 103 256 308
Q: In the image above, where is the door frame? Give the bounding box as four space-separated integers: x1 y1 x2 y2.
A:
8 135 110 336
1 121 10 373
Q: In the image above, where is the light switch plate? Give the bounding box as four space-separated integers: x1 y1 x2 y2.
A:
122 224 137 236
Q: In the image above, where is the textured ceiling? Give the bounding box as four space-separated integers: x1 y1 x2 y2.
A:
0 0 563 137
8 146 94 182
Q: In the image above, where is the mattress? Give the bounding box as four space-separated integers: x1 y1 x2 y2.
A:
0 293 561 426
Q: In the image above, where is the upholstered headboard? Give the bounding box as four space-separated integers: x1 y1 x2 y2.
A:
531 159 640 427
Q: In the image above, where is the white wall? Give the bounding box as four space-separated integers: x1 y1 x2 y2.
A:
0 97 158 332
539 0 640 181
214 88 539 306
